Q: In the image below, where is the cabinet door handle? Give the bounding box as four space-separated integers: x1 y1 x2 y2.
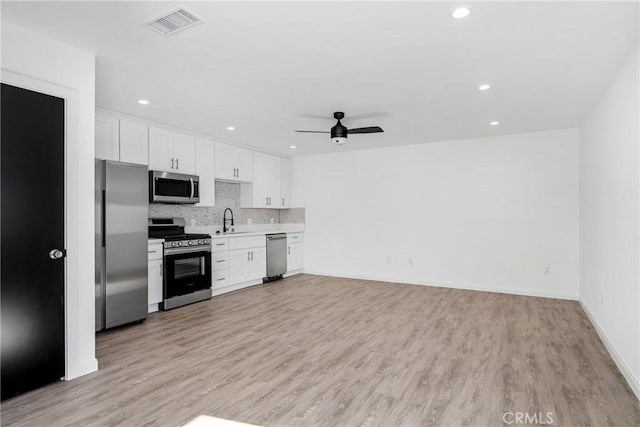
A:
216 277 226 282
266 197 269 206
288 246 290 255
216 259 226 263
176 158 179 170
282 198 284 206
237 168 240 178
216 243 225 246
247 251 250 261
251 251 254 261
171 158 174 169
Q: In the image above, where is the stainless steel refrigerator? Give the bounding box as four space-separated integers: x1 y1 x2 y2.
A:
95 160 148 331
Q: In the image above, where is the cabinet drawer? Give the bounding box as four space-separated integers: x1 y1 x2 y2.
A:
229 235 265 250
148 243 163 261
212 251 229 271
211 238 229 252
212 269 229 289
287 232 304 244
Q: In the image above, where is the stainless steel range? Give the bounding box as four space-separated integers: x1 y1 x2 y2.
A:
149 218 212 310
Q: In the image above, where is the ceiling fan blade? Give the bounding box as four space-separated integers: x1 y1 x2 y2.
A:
347 126 384 134
295 130 330 133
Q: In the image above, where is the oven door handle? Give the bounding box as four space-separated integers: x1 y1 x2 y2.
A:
164 246 211 256
190 178 195 200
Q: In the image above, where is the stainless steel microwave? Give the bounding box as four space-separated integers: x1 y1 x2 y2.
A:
149 170 200 204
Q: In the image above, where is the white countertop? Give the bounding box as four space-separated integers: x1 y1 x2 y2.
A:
185 223 304 239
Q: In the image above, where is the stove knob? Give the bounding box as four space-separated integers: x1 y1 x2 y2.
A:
178 242 183 247
188 241 195 246
172 242 178 247
204 239 210 244
198 240 203 245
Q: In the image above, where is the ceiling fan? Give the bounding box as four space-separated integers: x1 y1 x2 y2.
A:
295 112 384 145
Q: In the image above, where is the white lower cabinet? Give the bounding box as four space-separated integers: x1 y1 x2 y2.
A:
148 241 163 313
228 236 266 286
210 233 300 296
211 238 229 295
287 232 304 272
247 247 267 280
287 243 303 272
229 247 266 285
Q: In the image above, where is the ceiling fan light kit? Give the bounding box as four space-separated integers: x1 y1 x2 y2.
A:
296 111 384 146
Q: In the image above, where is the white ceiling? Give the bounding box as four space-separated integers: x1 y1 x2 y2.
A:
3 1 638 156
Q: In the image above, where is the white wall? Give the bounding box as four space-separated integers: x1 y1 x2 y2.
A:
292 128 580 299
1 22 97 379
579 46 639 398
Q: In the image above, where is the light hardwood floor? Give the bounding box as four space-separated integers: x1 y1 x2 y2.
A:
2 274 639 426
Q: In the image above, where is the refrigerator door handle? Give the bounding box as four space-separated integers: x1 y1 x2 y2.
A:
101 190 106 247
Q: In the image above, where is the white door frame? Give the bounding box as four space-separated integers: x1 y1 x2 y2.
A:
1 68 97 380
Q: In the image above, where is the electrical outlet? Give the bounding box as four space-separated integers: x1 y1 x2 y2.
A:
270 218 274 224
544 266 551 275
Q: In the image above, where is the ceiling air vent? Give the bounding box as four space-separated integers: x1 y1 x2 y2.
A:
145 7 204 36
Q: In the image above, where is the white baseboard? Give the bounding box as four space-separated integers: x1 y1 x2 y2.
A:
579 301 640 401
211 279 262 297
284 269 303 278
302 270 578 301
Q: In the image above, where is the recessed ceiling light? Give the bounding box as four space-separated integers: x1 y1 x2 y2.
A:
490 121 500 126
138 99 149 105
452 7 471 19
478 84 491 91
226 126 235 131
290 145 297 149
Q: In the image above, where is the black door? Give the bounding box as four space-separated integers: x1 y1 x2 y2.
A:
1 83 65 400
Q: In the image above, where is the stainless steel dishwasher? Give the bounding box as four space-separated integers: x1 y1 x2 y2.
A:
265 233 287 282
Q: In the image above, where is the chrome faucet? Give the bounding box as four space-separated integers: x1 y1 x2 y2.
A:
223 208 234 233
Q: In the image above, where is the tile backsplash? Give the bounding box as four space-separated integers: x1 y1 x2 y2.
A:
149 181 304 227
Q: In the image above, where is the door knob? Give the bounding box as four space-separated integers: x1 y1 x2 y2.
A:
49 249 65 260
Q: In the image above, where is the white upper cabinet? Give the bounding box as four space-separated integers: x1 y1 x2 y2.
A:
119 120 149 165
148 127 172 170
214 142 253 182
95 114 119 161
280 158 291 208
241 152 280 208
148 127 195 175
173 133 196 174
241 153 291 209
195 137 215 207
